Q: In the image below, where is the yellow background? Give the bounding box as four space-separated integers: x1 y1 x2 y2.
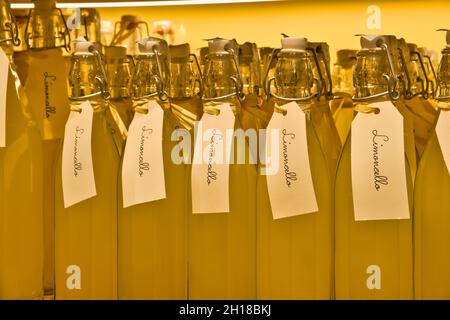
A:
13 0 450 63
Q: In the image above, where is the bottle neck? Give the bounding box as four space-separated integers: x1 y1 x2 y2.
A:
69 54 103 99
353 49 392 100
130 54 169 100
438 49 450 97
274 50 313 99
106 55 132 99
169 58 195 99
0 0 14 56
28 7 66 49
240 58 260 95
332 64 354 94
203 52 238 100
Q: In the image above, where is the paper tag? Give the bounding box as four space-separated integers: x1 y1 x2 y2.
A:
435 109 450 173
0 48 8 147
24 48 69 140
191 103 235 214
351 101 410 221
265 102 318 219
62 100 96 208
121 101 165 208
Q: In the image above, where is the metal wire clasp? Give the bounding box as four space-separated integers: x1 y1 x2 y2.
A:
24 7 71 52
409 50 431 99
0 1 20 46
190 52 203 98
353 41 401 102
262 47 318 103
70 45 111 101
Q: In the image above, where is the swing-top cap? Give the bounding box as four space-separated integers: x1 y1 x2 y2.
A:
105 45 127 59
137 37 168 55
308 41 330 61
358 34 398 51
239 42 255 63
336 49 357 68
169 43 190 61
205 37 231 54
437 29 450 47
73 37 96 55
280 37 308 52
407 43 418 53
121 14 141 24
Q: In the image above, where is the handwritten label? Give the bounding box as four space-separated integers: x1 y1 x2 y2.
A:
351 101 410 221
265 102 318 219
0 47 8 147
191 103 235 214
122 100 165 208
62 100 96 208
435 110 450 173
24 48 69 140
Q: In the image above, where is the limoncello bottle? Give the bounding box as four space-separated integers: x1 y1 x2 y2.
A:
239 42 271 131
257 37 333 299
414 30 450 299
168 43 203 129
54 38 118 300
118 37 189 299
0 0 43 300
189 38 257 299
330 49 357 145
109 15 149 56
398 40 437 158
335 35 414 299
105 46 134 128
23 0 71 296
307 41 342 175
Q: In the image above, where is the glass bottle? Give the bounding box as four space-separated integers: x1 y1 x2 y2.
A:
402 42 438 158
11 9 28 84
335 35 414 299
118 37 189 299
188 38 257 299
239 41 271 131
307 41 342 176
110 15 149 56
0 0 44 300
23 0 71 297
414 29 450 299
257 36 333 299
54 38 118 299
168 42 203 129
105 45 134 128
330 49 357 144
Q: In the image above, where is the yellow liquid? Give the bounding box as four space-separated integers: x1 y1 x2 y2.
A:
118 107 188 299
256 102 333 299
43 139 59 296
0 69 44 299
109 98 134 129
331 93 355 145
55 102 119 300
188 103 257 299
414 119 450 299
403 96 438 158
335 101 414 299
311 97 342 178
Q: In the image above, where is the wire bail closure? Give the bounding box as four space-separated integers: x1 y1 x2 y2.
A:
262 47 320 103
201 48 245 102
0 1 20 46
24 6 71 52
190 52 203 98
353 41 401 102
70 45 111 101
